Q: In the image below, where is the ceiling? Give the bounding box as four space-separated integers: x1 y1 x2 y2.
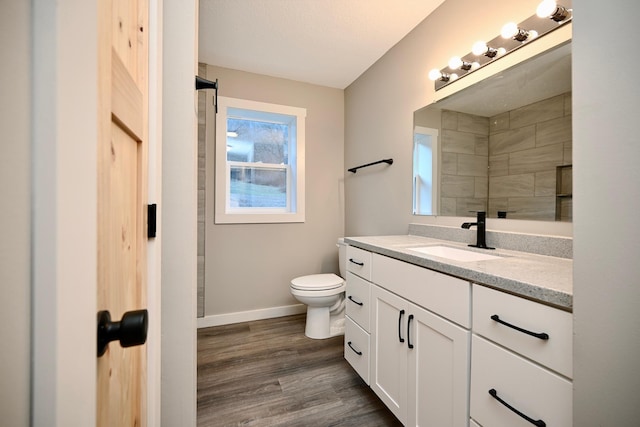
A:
199 0 446 89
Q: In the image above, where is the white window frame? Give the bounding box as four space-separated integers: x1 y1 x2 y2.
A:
413 126 439 215
215 96 306 224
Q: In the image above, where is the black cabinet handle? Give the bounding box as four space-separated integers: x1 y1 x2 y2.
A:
349 258 364 266
347 341 363 356
398 310 405 343
488 389 546 427
407 314 414 349
491 314 549 340
348 295 363 306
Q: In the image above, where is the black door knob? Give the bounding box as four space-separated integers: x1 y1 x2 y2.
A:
97 309 148 357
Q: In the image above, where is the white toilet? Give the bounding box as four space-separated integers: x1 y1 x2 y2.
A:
290 238 347 339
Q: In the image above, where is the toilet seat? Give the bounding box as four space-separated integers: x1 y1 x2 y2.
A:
290 273 344 291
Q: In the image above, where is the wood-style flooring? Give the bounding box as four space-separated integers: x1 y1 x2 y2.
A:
197 314 402 427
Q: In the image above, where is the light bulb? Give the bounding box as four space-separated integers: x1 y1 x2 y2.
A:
450 73 459 81
448 56 463 70
497 47 507 56
470 62 480 70
537 0 557 18
428 69 442 81
529 30 539 40
501 22 518 39
472 41 488 56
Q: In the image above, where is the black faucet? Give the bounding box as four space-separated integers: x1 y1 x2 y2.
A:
461 211 494 250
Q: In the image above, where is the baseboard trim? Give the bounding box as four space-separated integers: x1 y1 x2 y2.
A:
197 304 307 329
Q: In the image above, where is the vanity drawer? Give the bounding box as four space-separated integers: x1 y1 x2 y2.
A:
346 246 372 280
371 253 471 328
344 316 370 385
473 284 572 378
346 272 371 331
471 335 572 427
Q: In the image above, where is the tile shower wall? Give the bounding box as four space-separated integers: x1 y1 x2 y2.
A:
197 63 206 317
489 93 572 220
440 110 489 216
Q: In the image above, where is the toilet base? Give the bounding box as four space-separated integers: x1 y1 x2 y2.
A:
304 306 345 339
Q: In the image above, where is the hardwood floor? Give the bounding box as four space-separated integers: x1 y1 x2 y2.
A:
197 314 402 427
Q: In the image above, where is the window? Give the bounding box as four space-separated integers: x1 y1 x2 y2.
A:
413 126 439 215
215 96 306 223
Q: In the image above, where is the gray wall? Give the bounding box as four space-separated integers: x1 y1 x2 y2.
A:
202 65 344 318
0 2 31 425
345 0 640 423
573 0 640 424
345 0 559 236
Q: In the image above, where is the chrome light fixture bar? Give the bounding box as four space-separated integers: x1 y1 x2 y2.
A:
430 0 572 91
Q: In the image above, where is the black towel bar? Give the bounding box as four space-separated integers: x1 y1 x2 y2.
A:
348 158 393 173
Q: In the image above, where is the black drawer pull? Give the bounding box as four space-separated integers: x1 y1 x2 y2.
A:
398 310 405 343
349 258 364 266
407 314 414 349
489 389 546 427
348 295 363 306
347 341 362 356
491 314 549 340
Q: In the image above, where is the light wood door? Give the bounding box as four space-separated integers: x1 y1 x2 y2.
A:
97 0 149 426
370 285 408 424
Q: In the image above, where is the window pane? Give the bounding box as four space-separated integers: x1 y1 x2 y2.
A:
227 117 289 164
229 166 287 208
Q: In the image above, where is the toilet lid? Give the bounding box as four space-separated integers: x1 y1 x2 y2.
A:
291 273 344 291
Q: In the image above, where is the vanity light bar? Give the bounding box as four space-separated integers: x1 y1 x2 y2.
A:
430 0 572 91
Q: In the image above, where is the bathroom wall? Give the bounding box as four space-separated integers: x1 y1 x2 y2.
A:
200 65 344 322
344 0 573 237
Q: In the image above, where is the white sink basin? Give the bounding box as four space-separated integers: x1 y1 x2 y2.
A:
410 245 501 262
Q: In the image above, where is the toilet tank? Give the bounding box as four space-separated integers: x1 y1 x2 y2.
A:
337 238 347 278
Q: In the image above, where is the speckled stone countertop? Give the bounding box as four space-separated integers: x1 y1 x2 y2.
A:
344 235 573 311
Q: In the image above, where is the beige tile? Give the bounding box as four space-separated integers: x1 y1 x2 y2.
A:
510 95 565 128
507 197 556 221
489 174 535 198
440 198 457 216
475 134 489 156
458 154 488 177
455 198 488 216
489 154 509 177
441 152 458 175
441 174 476 198
563 143 573 165
536 115 572 147
490 112 510 134
558 197 573 221
198 189 205 222
457 112 489 134
442 110 458 130
563 92 572 116
475 176 488 199
509 144 564 175
442 129 479 154
489 125 536 155
535 170 557 196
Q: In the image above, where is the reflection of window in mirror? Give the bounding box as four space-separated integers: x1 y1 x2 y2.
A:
413 126 439 215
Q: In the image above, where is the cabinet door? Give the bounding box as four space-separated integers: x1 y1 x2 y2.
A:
407 303 470 427
370 285 408 424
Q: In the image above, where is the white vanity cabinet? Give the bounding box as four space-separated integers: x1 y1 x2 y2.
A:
470 284 573 427
344 246 374 384
370 253 471 427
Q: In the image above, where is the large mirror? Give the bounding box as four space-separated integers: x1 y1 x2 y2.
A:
413 41 572 221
